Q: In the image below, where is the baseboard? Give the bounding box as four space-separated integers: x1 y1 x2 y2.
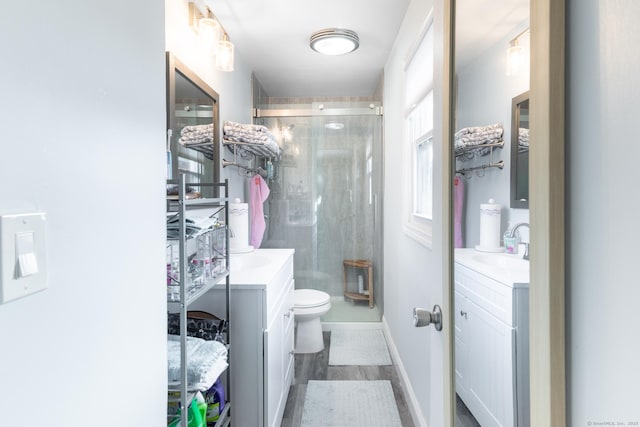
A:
321 321 383 331
382 316 428 427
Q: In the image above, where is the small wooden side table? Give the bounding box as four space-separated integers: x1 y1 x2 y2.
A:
343 259 373 308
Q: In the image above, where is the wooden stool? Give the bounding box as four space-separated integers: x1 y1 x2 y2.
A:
343 259 373 308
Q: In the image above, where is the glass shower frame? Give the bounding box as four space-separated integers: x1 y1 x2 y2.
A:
255 101 384 322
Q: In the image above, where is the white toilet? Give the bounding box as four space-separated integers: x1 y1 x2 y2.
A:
293 289 331 354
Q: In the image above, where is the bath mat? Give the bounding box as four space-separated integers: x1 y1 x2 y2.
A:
301 380 402 427
329 329 392 366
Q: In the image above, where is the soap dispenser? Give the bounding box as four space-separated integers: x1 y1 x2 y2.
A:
504 230 519 254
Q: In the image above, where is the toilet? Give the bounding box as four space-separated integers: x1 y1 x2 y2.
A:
293 289 331 354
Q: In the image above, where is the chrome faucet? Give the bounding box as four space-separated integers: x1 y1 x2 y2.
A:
508 222 530 260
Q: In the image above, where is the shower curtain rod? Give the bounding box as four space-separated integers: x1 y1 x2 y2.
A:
253 106 383 118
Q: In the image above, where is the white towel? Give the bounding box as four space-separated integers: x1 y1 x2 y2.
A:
167 335 228 392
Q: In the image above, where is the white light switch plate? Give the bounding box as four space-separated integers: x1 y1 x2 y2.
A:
0 212 47 304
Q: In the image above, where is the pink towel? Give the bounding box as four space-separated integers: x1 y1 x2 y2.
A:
249 174 270 248
454 176 464 248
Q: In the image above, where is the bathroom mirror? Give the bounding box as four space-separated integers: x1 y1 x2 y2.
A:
166 52 220 196
510 91 529 208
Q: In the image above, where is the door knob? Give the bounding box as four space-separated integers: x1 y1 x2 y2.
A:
413 305 443 331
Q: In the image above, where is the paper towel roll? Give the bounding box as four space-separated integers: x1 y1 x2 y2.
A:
477 198 502 251
229 200 253 253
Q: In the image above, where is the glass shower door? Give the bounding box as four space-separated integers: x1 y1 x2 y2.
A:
259 103 383 322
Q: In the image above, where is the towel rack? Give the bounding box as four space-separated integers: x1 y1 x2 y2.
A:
456 160 504 176
222 159 267 178
455 141 504 161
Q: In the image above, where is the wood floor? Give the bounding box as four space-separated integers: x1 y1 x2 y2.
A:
280 330 481 427
281 331 415 427
455 395 481 427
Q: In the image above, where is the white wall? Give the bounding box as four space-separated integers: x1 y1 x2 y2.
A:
0 2 167 426
165 0 255 202
567 0 640 424
455 23 530 248
383 0 442 425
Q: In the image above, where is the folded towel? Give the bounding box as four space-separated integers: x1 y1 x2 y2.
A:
179 123 214 146
181 123 213 135
455 123 504 160
518 128 530 148
167 335 228 392
223 120 280 156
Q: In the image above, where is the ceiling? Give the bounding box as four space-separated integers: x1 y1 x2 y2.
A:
206 0 411 97
205 0 529 98
455 0 530 71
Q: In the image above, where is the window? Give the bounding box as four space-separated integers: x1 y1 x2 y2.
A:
414 133 433 219
402 12 434 247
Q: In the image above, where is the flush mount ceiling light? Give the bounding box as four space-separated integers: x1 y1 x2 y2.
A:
310 28 360 55
325 121 344 130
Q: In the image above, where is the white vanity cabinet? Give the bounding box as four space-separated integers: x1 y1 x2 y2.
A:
454 251 529 427
192 249 295 427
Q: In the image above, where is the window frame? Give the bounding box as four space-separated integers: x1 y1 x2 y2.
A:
401 12 435 248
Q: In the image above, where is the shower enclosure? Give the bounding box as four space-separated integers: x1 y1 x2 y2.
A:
256 100 383 322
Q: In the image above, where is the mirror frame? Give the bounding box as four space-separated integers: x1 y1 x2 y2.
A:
446 1 565 426
511 90 530 209
528 0 566 425
166 51 221 186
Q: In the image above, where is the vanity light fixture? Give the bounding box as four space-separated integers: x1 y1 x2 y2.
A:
216 36 235 72
310 28 360 55
198 17 222 55
189 1 235 72
506 27 530 76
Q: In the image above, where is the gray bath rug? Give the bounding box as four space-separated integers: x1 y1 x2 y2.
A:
301 380 402 427
329 329 392 366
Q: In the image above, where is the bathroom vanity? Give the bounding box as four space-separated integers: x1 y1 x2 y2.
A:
192 248 295 427
454 249 529 427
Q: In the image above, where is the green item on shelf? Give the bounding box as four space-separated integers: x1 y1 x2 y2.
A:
167 398 206 427
206 401 220 423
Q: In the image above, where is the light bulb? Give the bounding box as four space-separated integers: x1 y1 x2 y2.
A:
216 40 234 72
198 18 221 55
506 43 523 76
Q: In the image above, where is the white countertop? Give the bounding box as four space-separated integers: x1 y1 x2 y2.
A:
228 248 294 286
454 248 529 288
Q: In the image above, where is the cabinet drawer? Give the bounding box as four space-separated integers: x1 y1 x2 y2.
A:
455 263 514 326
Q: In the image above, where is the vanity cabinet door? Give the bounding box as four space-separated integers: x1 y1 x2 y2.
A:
455 289 470 401
282 278 295 394
467 298 516 427
264 264 295 427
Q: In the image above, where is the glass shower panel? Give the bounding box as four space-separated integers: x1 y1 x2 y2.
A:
259 104 383 322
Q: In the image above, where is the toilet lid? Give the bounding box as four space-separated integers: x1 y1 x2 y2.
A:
294 289 330 308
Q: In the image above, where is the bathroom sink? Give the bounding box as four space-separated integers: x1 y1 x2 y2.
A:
229 253 272 271
472 253 529 272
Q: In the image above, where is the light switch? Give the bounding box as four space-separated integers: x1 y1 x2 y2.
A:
0 212 47 304
16 232 39 277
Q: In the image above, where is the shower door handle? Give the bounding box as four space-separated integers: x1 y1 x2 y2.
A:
413 305 443 331
373 194 378 230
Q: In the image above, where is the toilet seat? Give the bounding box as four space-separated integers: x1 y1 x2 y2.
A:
294 289 330 309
